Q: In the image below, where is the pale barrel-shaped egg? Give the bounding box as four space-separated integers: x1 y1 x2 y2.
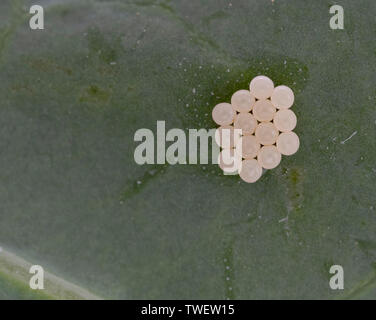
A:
276 131 300 155
252 99 276 122
271 85 294 109
235 135 260 159
257 145 281 169
249 75 274 100
218 149 242 173
231 90 255 113
212 103 235 126
215 125 240 149
234 113 257 135
273 109 297 132
255 122 279 146
239 159 263 183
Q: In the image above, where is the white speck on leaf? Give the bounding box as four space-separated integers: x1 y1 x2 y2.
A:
279 216 288 223
341 131 357 144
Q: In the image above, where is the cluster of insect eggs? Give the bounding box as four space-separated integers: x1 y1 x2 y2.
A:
212 75 300 183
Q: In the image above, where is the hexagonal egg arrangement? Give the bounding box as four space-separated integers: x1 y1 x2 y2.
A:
213 75 300 183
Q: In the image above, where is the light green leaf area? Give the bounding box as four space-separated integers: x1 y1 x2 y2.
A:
0 272 51 300
0 0 375 299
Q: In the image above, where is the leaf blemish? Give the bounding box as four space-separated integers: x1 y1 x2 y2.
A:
121 164 168 201
223 244 235 300
278 166 304 236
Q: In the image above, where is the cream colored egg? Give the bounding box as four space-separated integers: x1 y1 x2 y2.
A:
276 131 300 155
231 90 255 113
215 125 241 149
235 135 260 159
249 75 274 100
271 85 294 109
218 148 242 173
239 159 263 183
257 145 281 169
273 109 297 132
255 122 279 146
252 99 276 122
212 102 235 126
234 113 257 135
